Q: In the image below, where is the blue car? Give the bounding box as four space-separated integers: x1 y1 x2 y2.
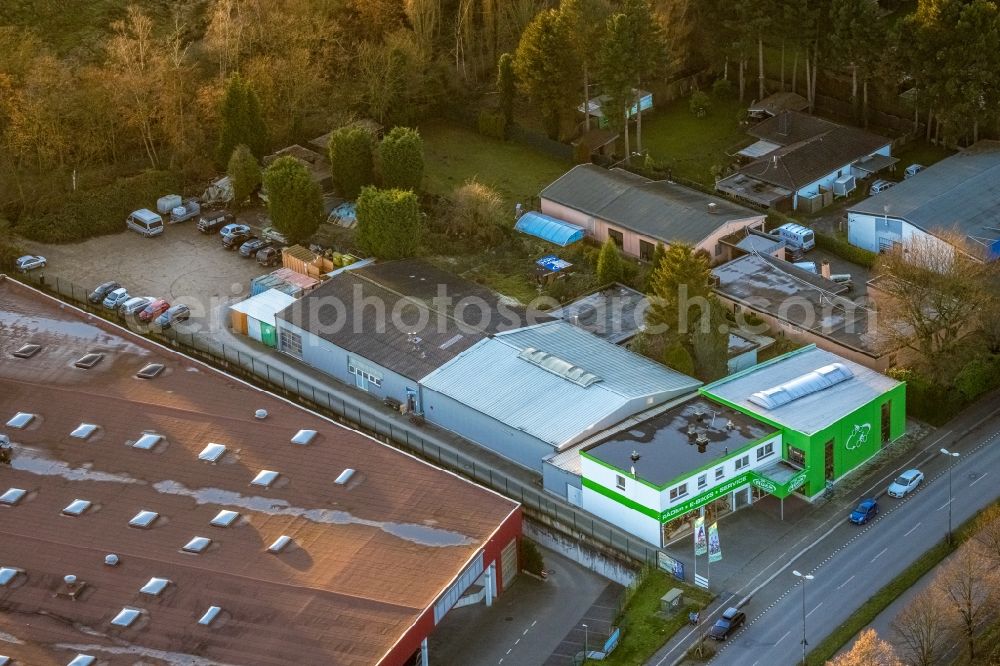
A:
849 499 879 525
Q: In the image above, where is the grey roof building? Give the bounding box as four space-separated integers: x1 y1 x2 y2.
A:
847 140 1000 261
421 320 701 471
550 283 649 344
540 164 765 259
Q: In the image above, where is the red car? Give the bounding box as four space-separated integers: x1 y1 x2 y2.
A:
137 298 170 323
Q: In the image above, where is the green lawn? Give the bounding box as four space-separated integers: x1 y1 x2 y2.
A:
419 120 570 208
602 570 712 666
639 95 748 188
893 139 956 171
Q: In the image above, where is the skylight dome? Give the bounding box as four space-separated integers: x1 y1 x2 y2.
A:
748 363 854 410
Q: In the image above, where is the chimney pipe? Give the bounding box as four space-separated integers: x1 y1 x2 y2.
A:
821 260 832 280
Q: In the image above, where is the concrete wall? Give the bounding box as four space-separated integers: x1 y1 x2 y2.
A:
421 387 555 472
524 520 638 586
582 487 663 546
275 320 421 410
542 458 582 502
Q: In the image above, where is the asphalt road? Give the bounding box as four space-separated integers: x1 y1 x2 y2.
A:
707 400 1000 666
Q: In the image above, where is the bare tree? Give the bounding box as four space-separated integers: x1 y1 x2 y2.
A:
933 541 999 661
972 504 1000 568
891 585 953 666
828 628 903 666
871 231 996 376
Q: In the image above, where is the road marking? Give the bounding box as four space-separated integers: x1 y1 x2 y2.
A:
514 639 520 645
970 472 990 487
904 522 922 537
872 548 888 562
531 620 537 628
937 499 953 511
806 601 824 618
836 574 855 590
523 629 529 636
776 630 791 645
498 659 502 664
505 649 511 655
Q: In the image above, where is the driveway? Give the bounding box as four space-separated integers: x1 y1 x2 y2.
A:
429 545 620 666
21 218 269 324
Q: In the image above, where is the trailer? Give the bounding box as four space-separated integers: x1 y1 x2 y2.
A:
169 198 201 223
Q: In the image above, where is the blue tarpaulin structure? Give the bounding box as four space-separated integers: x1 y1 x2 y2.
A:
536 255 572 273
515 211 585 246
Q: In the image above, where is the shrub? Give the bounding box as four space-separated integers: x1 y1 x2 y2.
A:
262 156 324 244
813 230 878 268
356 186 424 259
597 237 625 285
954 355 1000 400
477 109 507 140
227 144 262 207
0 222 23 271
886 368 965 426
16 170 182 243
519 538 545 575
689 90 712 117
327 125 375 200
711 77 734 98
377 126 424 191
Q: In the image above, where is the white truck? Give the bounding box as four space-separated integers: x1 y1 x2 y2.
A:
169 198 201 224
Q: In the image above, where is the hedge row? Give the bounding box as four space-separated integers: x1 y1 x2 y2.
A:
16 170 183 244
813 230 878 268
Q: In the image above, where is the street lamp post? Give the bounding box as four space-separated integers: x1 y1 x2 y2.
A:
581 623 589 664
941 448 960 545
792 570 814 666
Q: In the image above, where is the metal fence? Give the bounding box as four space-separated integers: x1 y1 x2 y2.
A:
18 272 665 567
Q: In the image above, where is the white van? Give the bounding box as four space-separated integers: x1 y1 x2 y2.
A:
126 209 164 237
775 222 815 251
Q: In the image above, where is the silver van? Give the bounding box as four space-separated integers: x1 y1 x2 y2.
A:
775 222 815 251
126 209 164 237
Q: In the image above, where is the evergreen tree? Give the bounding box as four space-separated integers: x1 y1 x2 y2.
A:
596 237 625 285
663 339 696 376
691 295 730 381
262 156 323 244
496 53 516 127
377 126 424 191
561 0 611 132
356 186 424 259
327 125 375 200
227 144 261 207
646 243 713 334
513 9 575 139
216 75 268 166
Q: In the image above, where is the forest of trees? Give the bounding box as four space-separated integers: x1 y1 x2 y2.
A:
1 0 998 229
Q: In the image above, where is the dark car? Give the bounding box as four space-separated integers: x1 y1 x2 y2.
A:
849 498 879 525
708 607 746 641
223 231 253 250
197 210 234 234
239 237 272 258
256 245 282 267
154 304 190 329
88 280 121 304
137 298 170 323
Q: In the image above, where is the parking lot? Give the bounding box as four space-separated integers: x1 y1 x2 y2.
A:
21 211 272 328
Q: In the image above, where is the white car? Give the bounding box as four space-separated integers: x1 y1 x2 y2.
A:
102 287 131 310
887 469 924 498
15 255 47 272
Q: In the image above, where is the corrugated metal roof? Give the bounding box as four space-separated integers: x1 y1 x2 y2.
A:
701 345 900 435
229 289 297 324
849 140 1000 253
541 165 764 246
423 321 701 449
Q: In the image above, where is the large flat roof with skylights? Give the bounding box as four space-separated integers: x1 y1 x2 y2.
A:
700 345 901 435
0 276 520 666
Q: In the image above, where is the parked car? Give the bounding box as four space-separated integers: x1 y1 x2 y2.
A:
137 298 170 323
15 255 47 272
775 222 816 252
868 179 895 195
154 304 190 329
88 281 121 304
126 209 164 237
197 210 235 234
849 498 879 525
708 608 746 641
239 238 272 258
256 245 282 267
102 287 131 310
119 296 154 317
904 164 925 179
887 469 924 498
219 223 250 238
169 198 201 223
223 231 253 250
261 226 290 245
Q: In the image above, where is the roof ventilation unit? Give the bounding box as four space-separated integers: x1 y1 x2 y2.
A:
686 424 697 440
725 419 736 431
58 574 86 600
104 554 120 567
255 409 268 420
334 468 355 486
